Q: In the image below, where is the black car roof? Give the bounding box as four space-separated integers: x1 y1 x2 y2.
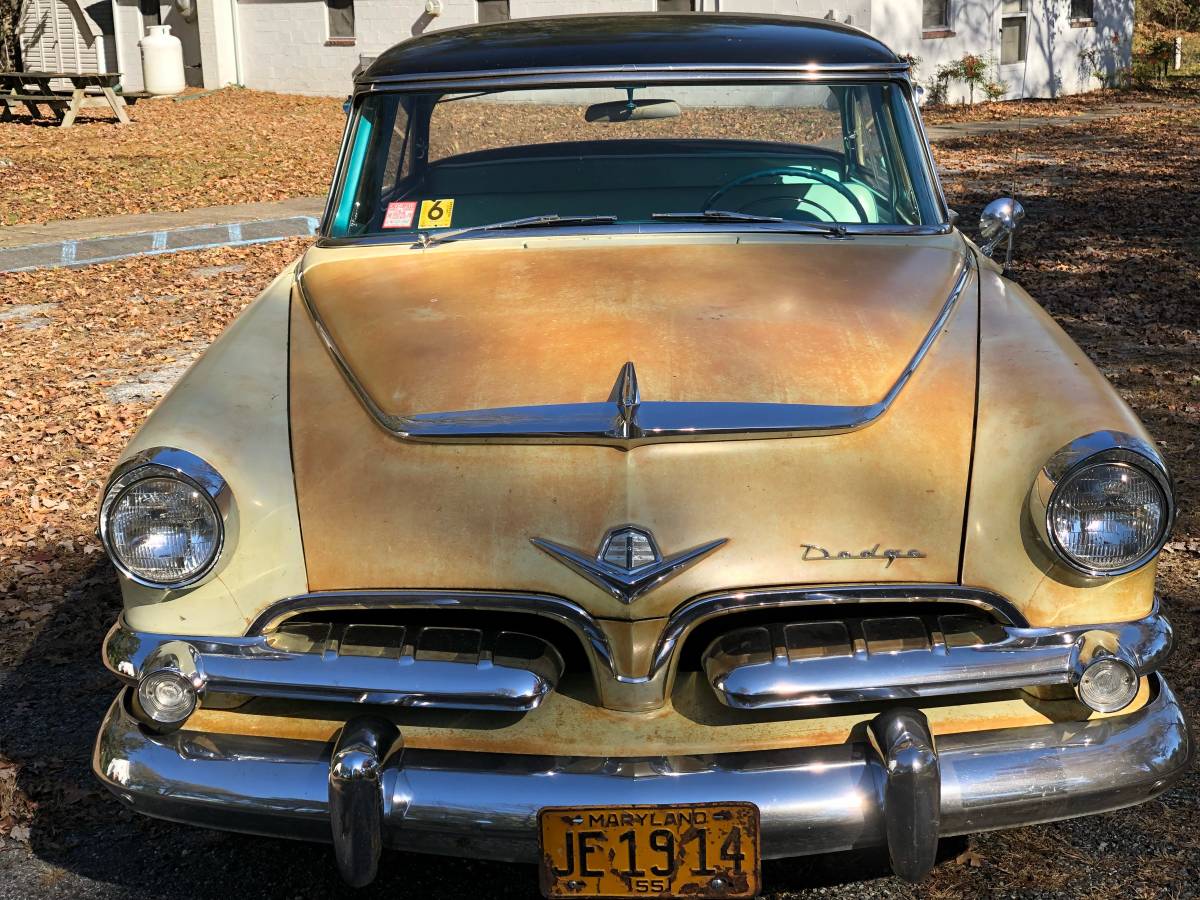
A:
360 13 900 84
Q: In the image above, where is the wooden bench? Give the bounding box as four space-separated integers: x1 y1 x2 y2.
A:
0 71 143 127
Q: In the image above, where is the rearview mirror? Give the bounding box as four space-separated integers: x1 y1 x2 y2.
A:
585 99 681 123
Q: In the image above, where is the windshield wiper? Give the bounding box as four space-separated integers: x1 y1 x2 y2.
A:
652 209 848 237
421 214 617 247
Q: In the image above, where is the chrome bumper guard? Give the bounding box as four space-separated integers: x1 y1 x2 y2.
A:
94 675 1191 887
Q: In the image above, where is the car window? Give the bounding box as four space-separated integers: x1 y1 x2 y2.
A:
329 81 940 237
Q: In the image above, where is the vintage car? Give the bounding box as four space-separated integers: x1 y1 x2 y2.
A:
92 13 1190 898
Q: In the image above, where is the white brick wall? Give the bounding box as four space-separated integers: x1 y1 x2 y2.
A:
220 0 1127 98
873 0 1133 101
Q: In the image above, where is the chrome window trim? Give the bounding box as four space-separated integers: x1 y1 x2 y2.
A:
294 251 973 449
1028 430 1176 578
98 447 236 590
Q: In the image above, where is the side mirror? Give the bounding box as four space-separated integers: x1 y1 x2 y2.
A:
979 197 1025 267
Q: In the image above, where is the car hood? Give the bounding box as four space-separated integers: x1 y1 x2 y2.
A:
289 235 979 622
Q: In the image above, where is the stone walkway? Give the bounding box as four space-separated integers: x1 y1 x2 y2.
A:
0 100 1166 273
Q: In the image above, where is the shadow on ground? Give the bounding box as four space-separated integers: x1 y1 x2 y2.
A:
0 558 963 899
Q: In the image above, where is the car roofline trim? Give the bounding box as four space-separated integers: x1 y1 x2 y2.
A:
355 62 914 89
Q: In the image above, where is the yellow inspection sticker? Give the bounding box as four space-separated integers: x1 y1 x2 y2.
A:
418 199 455 228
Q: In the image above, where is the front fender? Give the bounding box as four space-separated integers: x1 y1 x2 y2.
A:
962 265 1159 626
113 263 308 636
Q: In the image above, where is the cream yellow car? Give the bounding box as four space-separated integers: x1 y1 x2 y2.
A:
92 13 1190 898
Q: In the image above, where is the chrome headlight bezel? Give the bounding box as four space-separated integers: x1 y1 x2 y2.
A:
99 448 234 590
1030 431 1175 578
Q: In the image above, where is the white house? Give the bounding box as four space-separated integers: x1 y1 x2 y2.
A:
21 0 1133 101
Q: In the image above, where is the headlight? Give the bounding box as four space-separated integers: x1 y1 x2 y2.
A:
100 449 230 589
1032 434 1173 577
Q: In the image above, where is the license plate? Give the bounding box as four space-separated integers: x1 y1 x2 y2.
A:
538 802 760 898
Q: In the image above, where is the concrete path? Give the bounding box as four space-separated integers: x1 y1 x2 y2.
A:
922 101 1161 141
0 100 1167 274
0 197 323 273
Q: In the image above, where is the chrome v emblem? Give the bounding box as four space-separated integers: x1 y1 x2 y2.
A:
531 525 727 604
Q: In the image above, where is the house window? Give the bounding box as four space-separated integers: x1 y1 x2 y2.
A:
326 0 355 43
1070 0 1094 20
922 0 949 29
1001 14 1027 65
477 0 510 23
658 0 698 10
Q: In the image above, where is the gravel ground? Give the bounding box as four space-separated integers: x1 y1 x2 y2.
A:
1 95 1198 899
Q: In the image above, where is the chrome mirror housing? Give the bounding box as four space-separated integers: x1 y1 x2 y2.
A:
979 198 1025 266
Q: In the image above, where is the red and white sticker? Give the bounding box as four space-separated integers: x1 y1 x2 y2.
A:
383 201 418 229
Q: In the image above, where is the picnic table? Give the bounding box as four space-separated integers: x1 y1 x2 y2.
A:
0 71 144 127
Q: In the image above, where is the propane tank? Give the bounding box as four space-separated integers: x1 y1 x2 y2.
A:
140 25 186 96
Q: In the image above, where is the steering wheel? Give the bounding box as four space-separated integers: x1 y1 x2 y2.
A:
703 166 869 224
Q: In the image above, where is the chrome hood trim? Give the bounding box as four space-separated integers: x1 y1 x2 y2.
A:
294 251 974 449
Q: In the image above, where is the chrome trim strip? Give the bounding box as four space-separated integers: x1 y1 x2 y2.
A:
701 601 1172 710
295 253 973 448
1028 430 1177 578
93 675 1192 865
98 447 236 590
358 62 916 89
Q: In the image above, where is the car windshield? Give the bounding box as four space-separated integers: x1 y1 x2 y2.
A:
327 80 942 239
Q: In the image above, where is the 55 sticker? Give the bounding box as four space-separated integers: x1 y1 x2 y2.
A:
418 199 455 228
382 201 417 229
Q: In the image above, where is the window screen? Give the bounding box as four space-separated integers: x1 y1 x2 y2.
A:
477 0 510 23
1070 0 1094 18
326 0 355 40
922 0 948 28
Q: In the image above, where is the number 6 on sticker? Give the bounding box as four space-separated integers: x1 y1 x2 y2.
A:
419 199 454 228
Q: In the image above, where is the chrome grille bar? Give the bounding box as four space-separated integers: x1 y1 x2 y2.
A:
111 623 564 714
702 606 1171 710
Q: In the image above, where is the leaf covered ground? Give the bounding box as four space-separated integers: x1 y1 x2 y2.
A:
0 89 344 227
0 93 1198 898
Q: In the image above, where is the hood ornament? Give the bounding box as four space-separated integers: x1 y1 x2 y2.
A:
532 525 726 604
608 362 641 439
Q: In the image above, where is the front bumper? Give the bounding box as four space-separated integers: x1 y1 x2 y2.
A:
95 675 1191 882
